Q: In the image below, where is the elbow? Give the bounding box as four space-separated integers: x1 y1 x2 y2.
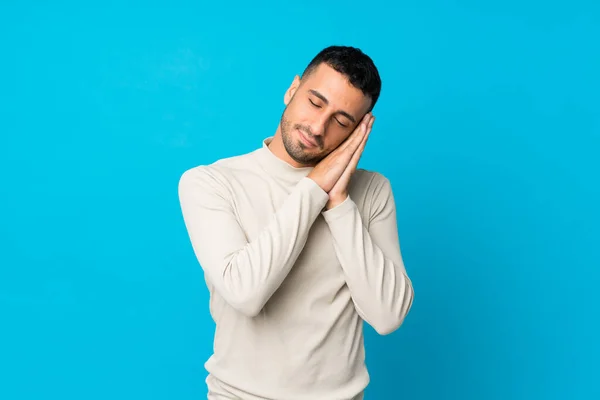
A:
224 289 269 318
217 259 270 318
233 298 265 318
361 307 407 335
372 285 415 336
371 314 405 336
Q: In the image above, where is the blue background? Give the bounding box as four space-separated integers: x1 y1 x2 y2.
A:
1 1 598 399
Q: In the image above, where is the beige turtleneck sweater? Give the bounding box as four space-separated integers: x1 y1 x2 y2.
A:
178 137 414 400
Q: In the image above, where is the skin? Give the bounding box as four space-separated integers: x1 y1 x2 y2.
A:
268 63 376 209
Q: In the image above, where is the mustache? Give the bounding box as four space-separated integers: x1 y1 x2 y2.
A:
295 125 323 147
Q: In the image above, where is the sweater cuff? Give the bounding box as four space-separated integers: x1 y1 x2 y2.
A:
322 194 357 222
299 176 330 205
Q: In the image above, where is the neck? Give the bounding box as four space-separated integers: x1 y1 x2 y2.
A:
268 127 314 169
256 134 314 185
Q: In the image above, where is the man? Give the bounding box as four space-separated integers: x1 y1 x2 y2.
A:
178 45 414 400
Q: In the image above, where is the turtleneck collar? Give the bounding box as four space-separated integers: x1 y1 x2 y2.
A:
254 137 314 185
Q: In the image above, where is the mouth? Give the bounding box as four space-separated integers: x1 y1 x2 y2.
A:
297 129 318 148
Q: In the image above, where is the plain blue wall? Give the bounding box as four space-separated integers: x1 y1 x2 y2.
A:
1 1 598 399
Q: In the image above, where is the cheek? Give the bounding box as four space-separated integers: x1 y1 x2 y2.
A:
291 99 326 124
288 98 311 117
324 132 351 151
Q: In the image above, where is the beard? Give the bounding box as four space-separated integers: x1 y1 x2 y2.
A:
279 106 326 166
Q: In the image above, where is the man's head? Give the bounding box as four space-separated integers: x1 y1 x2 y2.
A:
276 45 381 167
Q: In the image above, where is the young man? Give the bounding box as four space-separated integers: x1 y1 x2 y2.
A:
178 45 414 400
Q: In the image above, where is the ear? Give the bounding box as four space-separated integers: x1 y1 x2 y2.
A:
284 75 301 105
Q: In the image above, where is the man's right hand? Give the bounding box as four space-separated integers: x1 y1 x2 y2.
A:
307 112 372 193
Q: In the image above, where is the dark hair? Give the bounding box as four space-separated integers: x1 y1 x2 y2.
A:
301 45 382 111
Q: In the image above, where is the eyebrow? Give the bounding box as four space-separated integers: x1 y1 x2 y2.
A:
308 89 357 124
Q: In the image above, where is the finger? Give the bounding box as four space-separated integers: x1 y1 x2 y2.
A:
329 113 371 162
353 114 373 152
343 113 371 152
346 113 370 142
356 115 374 157
357 113 372 138
357 121 371 155
337 133 367 185
346 118 372 171
368 115 375 132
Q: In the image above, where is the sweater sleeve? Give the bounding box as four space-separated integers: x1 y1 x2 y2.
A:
178 167 329 317
321 173 414 335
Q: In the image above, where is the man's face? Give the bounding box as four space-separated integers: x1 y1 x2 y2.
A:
279 63 373 166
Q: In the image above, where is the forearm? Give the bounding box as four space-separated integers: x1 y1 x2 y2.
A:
323 195 414 335
217 177 329 315
179 170 329 316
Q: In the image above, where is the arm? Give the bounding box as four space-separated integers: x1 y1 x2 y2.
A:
178 167 329 317
322 173 414 335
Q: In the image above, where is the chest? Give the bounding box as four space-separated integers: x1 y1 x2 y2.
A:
226 174 349 292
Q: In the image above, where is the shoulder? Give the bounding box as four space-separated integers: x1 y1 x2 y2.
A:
179 150 258 188
178 149 258 198
350 169 396 221
351 168 393 197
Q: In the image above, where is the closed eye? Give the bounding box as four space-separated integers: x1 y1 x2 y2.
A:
310 97 348 127
335 118 348 127
309 99 321 108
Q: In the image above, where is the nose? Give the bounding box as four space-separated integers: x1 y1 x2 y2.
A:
308 114 329 138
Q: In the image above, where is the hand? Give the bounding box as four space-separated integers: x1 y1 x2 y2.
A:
325 113 374 209
307 112 373 194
